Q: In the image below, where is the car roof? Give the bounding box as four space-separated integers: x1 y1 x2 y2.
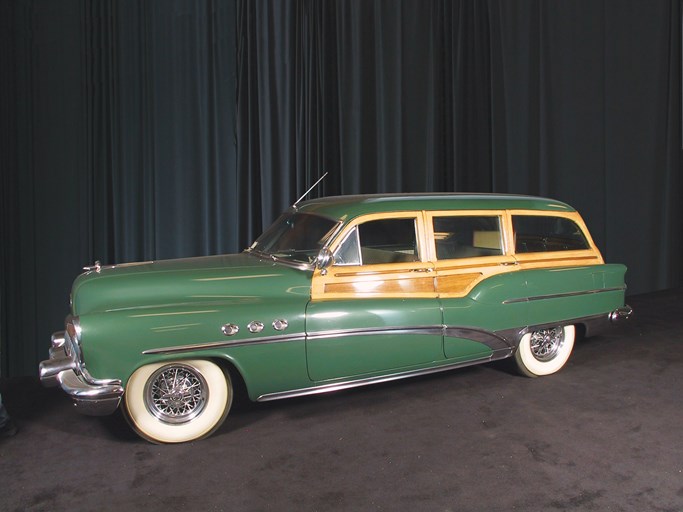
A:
295 193 575 220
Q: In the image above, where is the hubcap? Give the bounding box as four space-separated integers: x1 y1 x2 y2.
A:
144 364 208 424
529 327 564 362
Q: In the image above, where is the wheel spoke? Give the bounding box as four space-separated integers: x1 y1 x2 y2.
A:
529 327 564 362
144 364 209 424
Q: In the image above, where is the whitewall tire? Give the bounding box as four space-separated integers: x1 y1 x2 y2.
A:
124 359 232 444
514 325 575 377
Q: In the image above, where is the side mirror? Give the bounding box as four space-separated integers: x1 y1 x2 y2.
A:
316 248 335 274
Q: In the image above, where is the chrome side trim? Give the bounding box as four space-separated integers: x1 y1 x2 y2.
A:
256 352 511 402
143 327 444 355
306 326 444 341
309 325 516 353
444 326 513 351
142 333 308 355
143 326 446 355
494 307 633 346
503 286 627 304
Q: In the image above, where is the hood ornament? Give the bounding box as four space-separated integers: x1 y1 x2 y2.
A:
83 260 102 273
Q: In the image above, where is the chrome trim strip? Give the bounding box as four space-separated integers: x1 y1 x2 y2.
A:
503 286 626 304
444 327 513 351
306 326 444 341
143 326 446 355
142 333 308 355
257 351 511 402
334 269 413 277
497 308 632 346
144 324 520 356
83 260 156 273
514 255 599 264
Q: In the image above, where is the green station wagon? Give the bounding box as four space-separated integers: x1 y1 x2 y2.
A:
40 194 631 443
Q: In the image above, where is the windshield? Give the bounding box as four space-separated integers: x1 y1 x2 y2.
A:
249 212 339 265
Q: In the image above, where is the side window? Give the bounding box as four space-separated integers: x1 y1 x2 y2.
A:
433 216 503 260
336 218 419 265
513 216 590 253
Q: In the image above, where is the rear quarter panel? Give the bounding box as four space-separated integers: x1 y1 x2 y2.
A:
523 264 628 326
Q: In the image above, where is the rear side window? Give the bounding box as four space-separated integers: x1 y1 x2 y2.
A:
513 216 590 253
433 216 503 260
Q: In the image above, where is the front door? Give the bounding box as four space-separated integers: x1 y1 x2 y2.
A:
306 213 443 382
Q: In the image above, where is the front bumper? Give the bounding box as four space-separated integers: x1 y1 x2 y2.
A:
39 327 124 416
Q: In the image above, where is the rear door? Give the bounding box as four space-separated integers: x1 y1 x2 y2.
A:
426 210 527 359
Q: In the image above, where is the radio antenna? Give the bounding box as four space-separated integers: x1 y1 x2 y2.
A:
293 171 328 207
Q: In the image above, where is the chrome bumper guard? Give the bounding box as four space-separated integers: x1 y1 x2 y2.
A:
39 330 124 416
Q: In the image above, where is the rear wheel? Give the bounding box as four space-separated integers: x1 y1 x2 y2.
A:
124 359 232 443
514 325 575 377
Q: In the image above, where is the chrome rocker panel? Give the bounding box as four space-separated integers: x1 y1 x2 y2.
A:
39 329 123 416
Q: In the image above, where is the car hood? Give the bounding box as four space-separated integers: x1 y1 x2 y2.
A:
71 253 312 315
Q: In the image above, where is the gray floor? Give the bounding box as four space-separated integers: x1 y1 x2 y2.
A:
1 289 682 511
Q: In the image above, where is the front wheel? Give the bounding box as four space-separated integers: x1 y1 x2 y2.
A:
124 359 232 443
514 325 575 377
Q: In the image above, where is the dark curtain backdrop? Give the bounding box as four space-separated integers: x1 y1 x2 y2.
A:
1 0 681 376
236 0 681 294
1 0 238 376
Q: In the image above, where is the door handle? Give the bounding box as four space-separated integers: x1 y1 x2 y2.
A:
411 268 434 273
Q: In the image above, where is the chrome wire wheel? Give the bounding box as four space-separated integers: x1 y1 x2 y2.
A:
529 327 564 362
144 364 208 424
125 359 232 444
514 325 576 377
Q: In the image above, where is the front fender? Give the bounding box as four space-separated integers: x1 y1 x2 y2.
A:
77 297 310 398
